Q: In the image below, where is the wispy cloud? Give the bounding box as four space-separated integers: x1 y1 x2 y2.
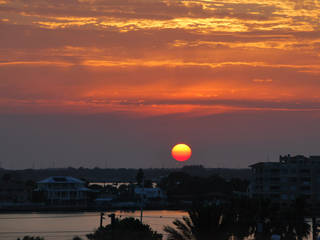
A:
0 0 319 115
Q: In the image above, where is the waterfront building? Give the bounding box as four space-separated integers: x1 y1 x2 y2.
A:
249 155 320 205
36 176 92 205
134 187 166 200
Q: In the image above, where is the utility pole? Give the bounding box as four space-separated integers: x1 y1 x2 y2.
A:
108 213 115 240
108 213 115 225
100 212 105 228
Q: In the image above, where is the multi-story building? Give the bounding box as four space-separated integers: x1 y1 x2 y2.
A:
249 155 320 205
36 176 92 205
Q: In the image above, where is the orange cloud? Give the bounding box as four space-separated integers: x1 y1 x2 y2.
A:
0 0 319 115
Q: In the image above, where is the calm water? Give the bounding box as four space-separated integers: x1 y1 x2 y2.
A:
0 210 188 240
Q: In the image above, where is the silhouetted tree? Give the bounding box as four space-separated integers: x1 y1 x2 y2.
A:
164 204 234 240
246 198 310 240
159 172 235 200
164 198 308 240
87 217 162 240
17 236 44 240
136 169 144 186
72 236 83 240
228 198 256 240
32 190 46 203
25 180 36 189
270 199 310 240
144 179 153 188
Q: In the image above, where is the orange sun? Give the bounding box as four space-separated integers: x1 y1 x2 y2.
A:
171 143 192 162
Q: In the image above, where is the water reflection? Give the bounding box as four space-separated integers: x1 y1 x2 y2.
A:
0 210 187 240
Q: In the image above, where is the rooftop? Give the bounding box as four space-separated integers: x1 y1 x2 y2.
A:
38 176 85 184
250 155 320 168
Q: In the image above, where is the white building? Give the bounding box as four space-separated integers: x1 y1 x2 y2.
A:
36 176 91 205
134 187 166 200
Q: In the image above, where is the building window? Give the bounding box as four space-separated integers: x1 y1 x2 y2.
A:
300 194 311 199
270 186 280 191
289 177 297 182
301 177 311 182
300 186 311 191
270 194 280 198
290 186 296 191
270 178 280 182
300 169 310 174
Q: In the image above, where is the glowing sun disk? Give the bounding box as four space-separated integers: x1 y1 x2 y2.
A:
172 143 192 162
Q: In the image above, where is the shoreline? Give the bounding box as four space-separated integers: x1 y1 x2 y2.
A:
0 206 186 213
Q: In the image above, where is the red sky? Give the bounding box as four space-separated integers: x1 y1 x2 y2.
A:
1 0 320 168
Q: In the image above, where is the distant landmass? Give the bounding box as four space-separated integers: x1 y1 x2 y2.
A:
0 165 251 182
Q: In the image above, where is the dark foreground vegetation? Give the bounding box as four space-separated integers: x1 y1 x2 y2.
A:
86 217 162 240
164 199 311 240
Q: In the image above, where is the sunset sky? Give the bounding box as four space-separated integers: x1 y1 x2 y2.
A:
1 0 320 169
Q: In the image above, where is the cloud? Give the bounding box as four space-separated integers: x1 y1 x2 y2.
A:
253 78 273 83
1 0 318 33
0 0 319 116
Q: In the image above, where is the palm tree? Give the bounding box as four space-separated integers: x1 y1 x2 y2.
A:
164 204 234 240
270 199 310 240
228 198 256 240
250 198 310 240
